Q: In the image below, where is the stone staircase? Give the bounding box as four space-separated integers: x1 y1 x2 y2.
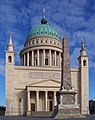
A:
31 111 53 117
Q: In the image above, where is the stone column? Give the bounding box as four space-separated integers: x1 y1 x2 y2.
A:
36 91 39 111
37 50 39 66
27 52 29 66
54 51 56 66
27 91 30 111
32 50 34 66
43 49 45 66
24 54 25 66
59 52 61 67
45 91 48 111
49 50 51 66
21 55 23 65
54 91 57 106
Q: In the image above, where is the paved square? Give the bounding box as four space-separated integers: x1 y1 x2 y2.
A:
0 114 95 120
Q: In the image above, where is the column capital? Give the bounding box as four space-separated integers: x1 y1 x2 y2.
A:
45 91 48 93
54 91 57 94
27 90 30 92
36 90 39 93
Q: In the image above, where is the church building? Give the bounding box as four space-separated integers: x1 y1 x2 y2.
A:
5 10 89 116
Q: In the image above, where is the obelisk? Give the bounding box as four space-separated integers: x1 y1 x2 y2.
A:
60 37 72 91
54 37 81 119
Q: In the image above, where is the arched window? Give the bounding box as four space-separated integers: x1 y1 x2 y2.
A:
8 56 12 63
83 60 86 66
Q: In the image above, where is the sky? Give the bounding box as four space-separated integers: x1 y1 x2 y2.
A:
0 0 95 106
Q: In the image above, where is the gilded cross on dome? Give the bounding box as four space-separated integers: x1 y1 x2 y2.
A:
43 9 45 18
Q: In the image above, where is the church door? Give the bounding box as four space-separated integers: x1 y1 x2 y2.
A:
49 101 53 111
31 103 35 111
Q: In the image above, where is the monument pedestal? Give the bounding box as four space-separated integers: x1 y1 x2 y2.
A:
53 90 84 119
55 104 81 119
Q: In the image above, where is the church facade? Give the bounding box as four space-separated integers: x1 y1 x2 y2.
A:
5 12 89 116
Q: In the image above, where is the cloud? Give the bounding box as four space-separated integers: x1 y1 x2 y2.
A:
0 0 95 75
0 58 5 76
70 48 80 68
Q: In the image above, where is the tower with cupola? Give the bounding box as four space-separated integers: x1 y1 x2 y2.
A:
78 40 89 114
5 33 15 115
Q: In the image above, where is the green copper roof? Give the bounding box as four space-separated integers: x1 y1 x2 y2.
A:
26 9 60 40
27 24 60 40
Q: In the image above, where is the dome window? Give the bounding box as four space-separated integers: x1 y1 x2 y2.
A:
37 32 38 34
46 32 47 33
32 40 34 44
50 32 51 34
45 59 48 65
36 40 38 43
41 32 43 33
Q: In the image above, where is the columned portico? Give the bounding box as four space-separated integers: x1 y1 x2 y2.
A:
21 49 62 67
27 89 58 114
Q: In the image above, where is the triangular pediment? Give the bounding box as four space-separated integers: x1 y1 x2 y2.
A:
28 79 61 87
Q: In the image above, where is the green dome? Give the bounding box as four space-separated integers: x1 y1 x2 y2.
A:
27 24 60 40
27 9 60 40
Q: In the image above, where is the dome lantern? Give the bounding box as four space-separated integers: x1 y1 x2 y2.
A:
41 9 47 24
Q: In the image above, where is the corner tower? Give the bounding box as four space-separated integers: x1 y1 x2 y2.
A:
78 40 89 114
5 33 15 115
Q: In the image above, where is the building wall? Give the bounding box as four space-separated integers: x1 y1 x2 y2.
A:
5 65 81 115
5 36 89 115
